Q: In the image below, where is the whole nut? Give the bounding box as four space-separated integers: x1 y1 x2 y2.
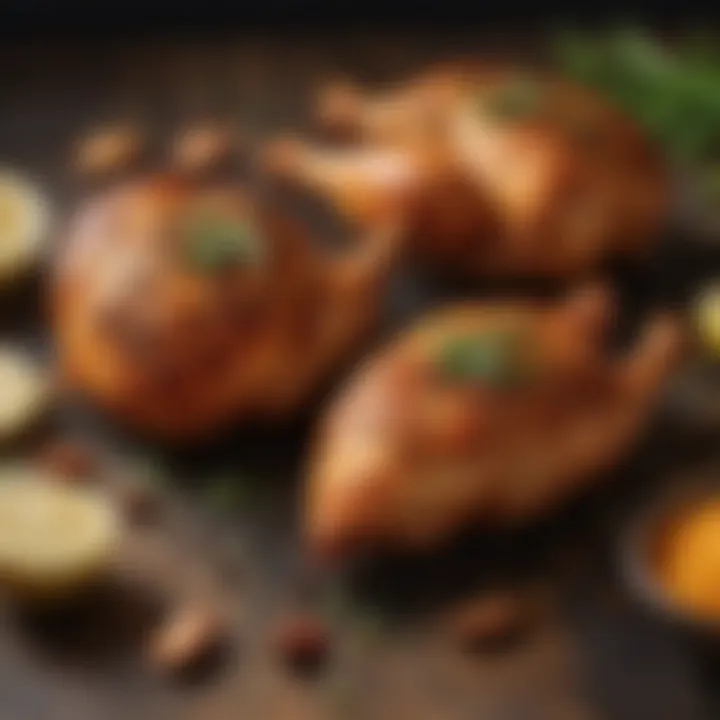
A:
148 604 224 674
274 612 329 671
316 81 363 136
172 122 235 172
446 591 530 649
39 439 97 481
74 125 143 176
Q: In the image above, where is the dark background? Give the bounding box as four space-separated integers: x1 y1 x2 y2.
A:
0 1 709 32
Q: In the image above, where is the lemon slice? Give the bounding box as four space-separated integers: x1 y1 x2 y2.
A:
695 285 720 357
0 466 120 600
0 170 50 285
0 347 51 442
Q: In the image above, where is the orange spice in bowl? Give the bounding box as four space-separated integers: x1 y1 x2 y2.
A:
652 496 720 623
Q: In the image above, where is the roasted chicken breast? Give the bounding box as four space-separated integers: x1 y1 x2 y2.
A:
267 66 669 278
307 285 682 557
53 175 397 439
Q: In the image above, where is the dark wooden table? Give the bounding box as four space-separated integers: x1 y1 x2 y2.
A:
1 30 720 720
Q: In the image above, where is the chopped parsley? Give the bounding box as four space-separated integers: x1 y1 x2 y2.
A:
436 329 533 388
554 27 720 168
181 207 265 272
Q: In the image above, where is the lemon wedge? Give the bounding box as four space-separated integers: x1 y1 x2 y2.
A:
0 347 51 442
695 285 720 357
0 466 120 600
0 170 49 285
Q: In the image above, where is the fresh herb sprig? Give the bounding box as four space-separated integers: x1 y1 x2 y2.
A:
181 208 266 272
555 27 720 201
436 329 532 389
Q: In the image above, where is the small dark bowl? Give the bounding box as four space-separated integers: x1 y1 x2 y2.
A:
619 478 720 648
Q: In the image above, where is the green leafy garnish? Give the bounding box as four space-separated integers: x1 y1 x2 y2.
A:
181 208 265 272
554 27 720 177
436 329 532 388
701 163 720 205
478 75 545 122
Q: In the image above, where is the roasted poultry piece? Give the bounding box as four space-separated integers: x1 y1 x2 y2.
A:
267 66 669 278
52 175 397 439
307 286 682 557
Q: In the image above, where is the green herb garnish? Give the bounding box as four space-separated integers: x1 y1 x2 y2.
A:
478 75 545 122
436 329 532 388
554 27 720 177
182 208 265 272
702 164 720 205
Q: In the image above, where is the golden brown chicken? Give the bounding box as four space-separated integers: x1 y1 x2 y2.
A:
307 285 682 558
52 175 397 439
266 65 669 278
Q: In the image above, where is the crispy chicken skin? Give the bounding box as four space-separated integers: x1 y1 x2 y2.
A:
267 65 669 278
52 175 397 439
307 286 683 557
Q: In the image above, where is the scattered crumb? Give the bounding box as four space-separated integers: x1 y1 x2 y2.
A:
147 603 225 674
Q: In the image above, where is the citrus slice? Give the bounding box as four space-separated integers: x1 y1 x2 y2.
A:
0 466 120 600
0 169 50 285
695 284 720 357
0 347 51 442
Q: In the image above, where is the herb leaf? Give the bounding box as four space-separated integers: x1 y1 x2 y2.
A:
554 27 720 169
182 208 265 272
436 329 531 388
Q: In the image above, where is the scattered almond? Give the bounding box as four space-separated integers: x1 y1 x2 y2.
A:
74 125 143 176
275 612 329 671
446 591 530 649
39 439 97 481
316 81 362 135
172 122 235 172
148 604 224 674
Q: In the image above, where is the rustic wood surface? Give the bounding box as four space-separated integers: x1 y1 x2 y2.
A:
1 31 720 720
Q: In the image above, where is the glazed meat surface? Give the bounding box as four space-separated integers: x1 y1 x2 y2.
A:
267 66 669 278
53 175 396 438
307 286 682 557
